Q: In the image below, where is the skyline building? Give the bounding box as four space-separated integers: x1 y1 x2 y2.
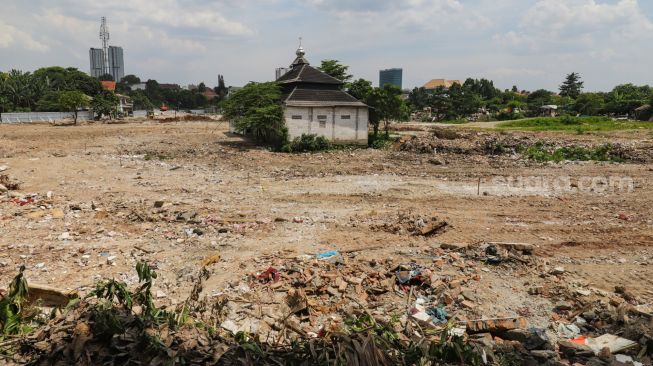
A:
379 68 403 89
108 46 124 82
89 48 104 78
89 18 124 81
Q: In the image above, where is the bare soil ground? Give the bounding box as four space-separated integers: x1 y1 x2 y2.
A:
1 120 652 361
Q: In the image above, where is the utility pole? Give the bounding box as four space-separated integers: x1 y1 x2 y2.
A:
99 17 110 76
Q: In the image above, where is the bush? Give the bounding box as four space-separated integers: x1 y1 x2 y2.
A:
368 133 392 149
495 110 524 121
284 134 331 153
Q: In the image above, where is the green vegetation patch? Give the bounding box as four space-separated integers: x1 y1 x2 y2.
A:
519 141 622 162
498 116 653 132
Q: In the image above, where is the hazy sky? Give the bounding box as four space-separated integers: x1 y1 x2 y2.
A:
1 0 652 91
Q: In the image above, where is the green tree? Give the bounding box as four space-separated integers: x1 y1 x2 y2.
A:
36 91 64 111
144 80 163 106
574 92 605 116
222 82 287 148
366 84 404 137
91 90 119 120
99 73 115 81
214 74 228 100
58 90 90 124
605 84 650 117
407 87 431 111
129 90 154 110
559 72 584 99
526 89 554 115
449 83 481 119
120 75 141 85
347 78 373 101
317 60 352 84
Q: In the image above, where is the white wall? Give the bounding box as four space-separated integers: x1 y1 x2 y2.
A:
284 106 368 144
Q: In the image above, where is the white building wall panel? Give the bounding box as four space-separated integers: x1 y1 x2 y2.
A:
333 107 358 141
284 106 368 144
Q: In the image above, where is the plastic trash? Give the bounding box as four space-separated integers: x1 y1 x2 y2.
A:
316 250 339 259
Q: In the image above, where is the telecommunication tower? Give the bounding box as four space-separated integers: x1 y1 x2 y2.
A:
99 17 110 75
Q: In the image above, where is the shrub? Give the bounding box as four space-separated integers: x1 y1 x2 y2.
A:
285 134 331 152
368 133 392 149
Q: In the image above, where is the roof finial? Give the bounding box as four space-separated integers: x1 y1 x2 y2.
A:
296 36 305 57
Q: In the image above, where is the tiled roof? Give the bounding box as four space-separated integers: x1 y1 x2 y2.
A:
277 64 343 85
284 87 366 107
423 79 461 89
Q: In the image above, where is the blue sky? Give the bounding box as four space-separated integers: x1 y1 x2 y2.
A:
1 0 652 91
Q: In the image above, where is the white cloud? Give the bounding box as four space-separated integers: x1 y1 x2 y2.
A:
495 0 653 52
0 20 49 52
308 0 492 32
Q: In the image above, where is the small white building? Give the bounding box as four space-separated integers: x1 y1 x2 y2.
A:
276 47 368 145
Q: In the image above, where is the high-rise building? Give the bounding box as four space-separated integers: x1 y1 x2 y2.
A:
108 46 124 82
89 18 125 82
89 48 104 78
379 68 403 89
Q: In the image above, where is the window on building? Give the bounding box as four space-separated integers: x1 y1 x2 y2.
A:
341 115 351 119
319 120 326 128
317 115 327 120
291 115 302 120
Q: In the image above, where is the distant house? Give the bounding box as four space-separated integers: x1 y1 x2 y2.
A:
201 88 218 101
423 79 461 90
539 105 558 117
635 104 652 121
130 83 146 91
276 46 368 145
116 94 133 116
100 80 117 91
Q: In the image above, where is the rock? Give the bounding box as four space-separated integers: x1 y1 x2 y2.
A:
51 208 65 219
530 350 557 360
156 290 167 299
0 184 7 192
59 232 71 240
575 289 592 297
440 242 468 251
558 340 594 359
554 301 573 312
0 165 8 172
106 256 117 265
504 328 550 350
557 323 581 339
550 267 566 275
153 200 165 208
466 317 527 334
460 300 476 309
221 320 239 334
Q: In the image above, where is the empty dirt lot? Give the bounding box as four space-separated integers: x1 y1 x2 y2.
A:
0 120 652 324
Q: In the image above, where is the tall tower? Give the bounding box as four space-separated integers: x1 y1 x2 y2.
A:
99 17 110 76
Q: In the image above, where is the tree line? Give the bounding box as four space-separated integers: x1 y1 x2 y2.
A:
407 73 653 122
0 67 229 119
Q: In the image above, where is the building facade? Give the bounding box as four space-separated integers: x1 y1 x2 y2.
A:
89 46 124 81
379 68 402 88
108 46 124 82
89 48 104 78
276 47 368 145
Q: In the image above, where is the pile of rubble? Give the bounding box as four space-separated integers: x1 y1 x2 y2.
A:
4 238 652 365
397 129 650 162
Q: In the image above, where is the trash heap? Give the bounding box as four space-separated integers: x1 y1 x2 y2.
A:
7 241 652 365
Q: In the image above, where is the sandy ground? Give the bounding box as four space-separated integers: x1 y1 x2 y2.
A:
0 120 652 316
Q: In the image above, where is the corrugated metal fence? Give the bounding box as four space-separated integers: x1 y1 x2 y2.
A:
0 111 93 124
